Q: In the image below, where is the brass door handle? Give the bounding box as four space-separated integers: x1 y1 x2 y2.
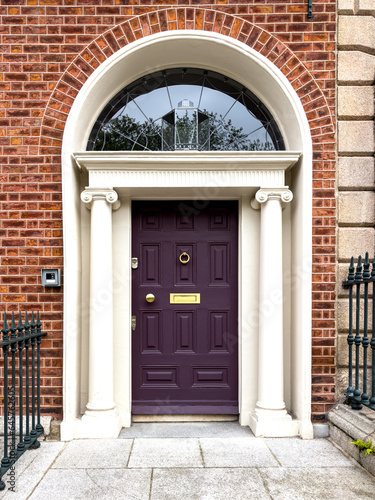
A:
146 293 155 303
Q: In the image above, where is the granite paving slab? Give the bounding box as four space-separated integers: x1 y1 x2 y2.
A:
151 468 272 500
265 437 354 468
52 439 133 469
128 438 203 468
258 466 375 500
0 442 64 500
199 436 279 467
29 468 152 500
119 422 253 439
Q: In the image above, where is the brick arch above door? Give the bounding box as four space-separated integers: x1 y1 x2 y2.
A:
39 7 334 156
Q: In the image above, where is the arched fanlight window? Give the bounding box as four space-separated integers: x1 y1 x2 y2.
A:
87 68 285 152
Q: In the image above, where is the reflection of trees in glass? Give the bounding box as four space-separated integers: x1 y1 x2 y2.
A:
93 111 275 151
94 116 162 151
207 112 274 151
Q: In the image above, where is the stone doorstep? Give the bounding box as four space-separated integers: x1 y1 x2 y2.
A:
328 403 375 477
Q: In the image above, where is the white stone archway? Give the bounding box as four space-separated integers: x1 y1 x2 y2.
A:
60 31 313 440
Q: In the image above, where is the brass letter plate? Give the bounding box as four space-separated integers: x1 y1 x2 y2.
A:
170 293 200 304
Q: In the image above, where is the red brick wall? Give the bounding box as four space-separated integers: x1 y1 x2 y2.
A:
0 1 336 421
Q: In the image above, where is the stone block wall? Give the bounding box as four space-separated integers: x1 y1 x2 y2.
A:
337 0 375 399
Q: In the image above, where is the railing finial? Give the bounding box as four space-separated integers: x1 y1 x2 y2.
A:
363 252 370 279
18 311 23 331
2 313 7 332
10 312 16 338
348 256 355 282
355 255 363 281
24 311 29 328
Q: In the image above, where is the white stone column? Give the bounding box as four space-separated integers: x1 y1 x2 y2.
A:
79 187 122 438
249 187 298 437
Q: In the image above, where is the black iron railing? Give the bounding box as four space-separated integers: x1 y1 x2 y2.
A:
0 312 46 490
343 253 375 411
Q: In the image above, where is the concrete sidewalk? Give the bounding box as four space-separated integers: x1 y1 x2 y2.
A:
0 422 374 499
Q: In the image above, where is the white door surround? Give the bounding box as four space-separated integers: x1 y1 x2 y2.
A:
60 31 314 440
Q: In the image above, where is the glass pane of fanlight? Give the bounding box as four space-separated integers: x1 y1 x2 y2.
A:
87 68 285 152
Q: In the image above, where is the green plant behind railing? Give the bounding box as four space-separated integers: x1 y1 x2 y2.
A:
351 439 375 456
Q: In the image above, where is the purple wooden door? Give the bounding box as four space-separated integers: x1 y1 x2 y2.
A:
132 200 238 414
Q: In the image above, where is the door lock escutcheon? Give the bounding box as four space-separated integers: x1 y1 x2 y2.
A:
131 316 136 331
131 257 138 269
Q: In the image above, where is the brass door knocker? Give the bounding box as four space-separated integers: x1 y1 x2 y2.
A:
179 252 190 265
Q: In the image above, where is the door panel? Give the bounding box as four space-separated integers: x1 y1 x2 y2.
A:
141 311 162 353
210 243 229 285
141 244 160 285
132 200 238 414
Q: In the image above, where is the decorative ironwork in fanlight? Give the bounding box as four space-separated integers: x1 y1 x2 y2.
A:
161 99 210 151
87 68 285 152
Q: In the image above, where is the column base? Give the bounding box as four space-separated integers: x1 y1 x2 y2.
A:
77 408 122 438
249 408 299 437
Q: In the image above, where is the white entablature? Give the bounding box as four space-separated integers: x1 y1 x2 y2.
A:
73 151 301 189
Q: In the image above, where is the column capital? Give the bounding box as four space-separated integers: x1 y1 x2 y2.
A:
251 187 293 210
81 188 121 211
